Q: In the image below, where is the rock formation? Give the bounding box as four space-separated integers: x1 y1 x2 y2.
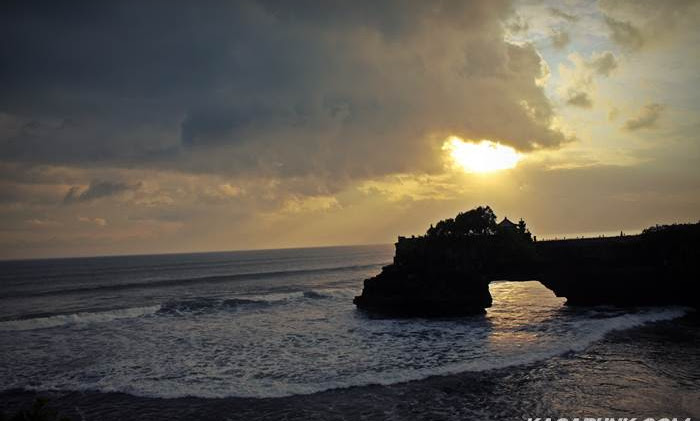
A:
354 207 699 316
537 223 699 307
354 206 536 316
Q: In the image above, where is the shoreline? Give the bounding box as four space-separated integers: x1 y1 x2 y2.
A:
3 313 698 421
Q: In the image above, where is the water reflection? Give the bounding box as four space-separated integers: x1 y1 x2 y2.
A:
486 281 565 351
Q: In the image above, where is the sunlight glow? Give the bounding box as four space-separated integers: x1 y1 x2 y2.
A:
443 137 521 173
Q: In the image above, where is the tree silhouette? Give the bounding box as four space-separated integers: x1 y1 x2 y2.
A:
426 206 497 238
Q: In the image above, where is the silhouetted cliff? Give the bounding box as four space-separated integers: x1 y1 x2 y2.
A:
538 224 700 307
354 207 699 316
354 206 536 316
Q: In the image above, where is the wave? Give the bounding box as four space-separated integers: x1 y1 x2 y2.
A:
0 305 161 332
1 288 347 329
157 307 691 398
157 288 343 316
8 306 688 399
303 290 332 299
3 263 381 299
157 297 272 316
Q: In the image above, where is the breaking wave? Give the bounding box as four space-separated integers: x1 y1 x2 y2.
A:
0 279 690 400
14 307 688 399
0 305 161 332
0 289 342 330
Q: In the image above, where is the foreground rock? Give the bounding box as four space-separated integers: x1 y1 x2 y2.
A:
354 206 700 316
353 206 535 316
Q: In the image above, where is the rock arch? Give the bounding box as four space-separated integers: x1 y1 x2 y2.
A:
354 222 699 316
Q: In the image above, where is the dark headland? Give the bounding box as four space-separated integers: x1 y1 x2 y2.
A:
354 206 700 316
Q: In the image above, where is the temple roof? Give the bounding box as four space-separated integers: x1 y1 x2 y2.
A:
498 217 517 229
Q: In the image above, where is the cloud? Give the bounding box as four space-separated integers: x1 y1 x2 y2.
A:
587 51 618 76
505 13 529 34
558 51 618 108
279 195 341 214
0 0 568 188
0 2 698 260
548 7 579 22
550 30 571 50
600 0 700 51
77 216 107 226
566 91 593 108
603 16 644 50
199 183 245 204
25 218 61 227
624 103 665 131
64 180 141 203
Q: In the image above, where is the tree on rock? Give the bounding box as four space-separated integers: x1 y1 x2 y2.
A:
426 205 497 238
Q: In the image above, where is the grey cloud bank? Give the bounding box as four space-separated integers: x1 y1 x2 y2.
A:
0 0 566 183
64 180 142 203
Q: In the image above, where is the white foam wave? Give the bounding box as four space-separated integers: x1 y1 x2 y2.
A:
11 307 688 399
193 308 689 398
0 305 161 332
238 287 357 304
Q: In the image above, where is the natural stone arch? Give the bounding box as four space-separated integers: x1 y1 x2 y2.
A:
354 209 699 316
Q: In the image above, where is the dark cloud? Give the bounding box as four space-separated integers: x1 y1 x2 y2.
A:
550 30 571 50
565 91 593 108
64 180 141 203
0 0 567 184
604 16 644 50
548 7 579 22
624 103 664 131
587 51 618 76
600 0 700 51
559 51 617 109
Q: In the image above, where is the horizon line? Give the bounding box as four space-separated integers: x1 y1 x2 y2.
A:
4 220 698 262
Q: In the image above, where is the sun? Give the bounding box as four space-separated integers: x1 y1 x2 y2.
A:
443 136 521 173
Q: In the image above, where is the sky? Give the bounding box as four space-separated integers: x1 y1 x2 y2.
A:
1 0 699 259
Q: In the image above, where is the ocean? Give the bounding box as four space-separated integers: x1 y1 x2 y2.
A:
1 245 698 420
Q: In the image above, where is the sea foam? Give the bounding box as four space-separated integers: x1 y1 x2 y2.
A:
0 282 690 399
0 305 161 331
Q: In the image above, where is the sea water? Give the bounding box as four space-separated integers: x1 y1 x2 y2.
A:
0 245 688 399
